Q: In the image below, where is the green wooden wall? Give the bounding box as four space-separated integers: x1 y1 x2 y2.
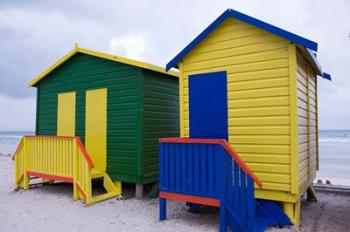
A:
141 70 179 184
35 52 179 184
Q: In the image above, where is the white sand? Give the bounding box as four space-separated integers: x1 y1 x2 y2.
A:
1 155 349 232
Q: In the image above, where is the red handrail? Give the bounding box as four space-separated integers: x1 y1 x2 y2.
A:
75 137 94 168
159 137 263 187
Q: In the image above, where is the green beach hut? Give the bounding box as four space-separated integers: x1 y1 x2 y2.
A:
26 45 179 199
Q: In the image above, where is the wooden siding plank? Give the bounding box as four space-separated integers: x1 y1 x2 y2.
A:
229 116 290 126
231 135 290 145
229 125 290 135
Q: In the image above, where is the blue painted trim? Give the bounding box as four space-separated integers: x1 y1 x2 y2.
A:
166 8 318 70
322 72 332 80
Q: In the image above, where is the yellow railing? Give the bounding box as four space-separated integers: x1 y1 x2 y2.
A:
14 137 26 189
13 135 95 204
74 138 93 204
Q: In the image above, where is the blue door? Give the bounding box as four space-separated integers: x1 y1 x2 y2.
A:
189 71 228 140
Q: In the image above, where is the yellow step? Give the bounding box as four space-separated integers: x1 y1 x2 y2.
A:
91 169 105 179
91 191 119 204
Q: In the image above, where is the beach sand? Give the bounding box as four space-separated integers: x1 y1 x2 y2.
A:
1 155 349 232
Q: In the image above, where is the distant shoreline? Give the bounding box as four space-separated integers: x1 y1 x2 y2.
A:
0 153 12 157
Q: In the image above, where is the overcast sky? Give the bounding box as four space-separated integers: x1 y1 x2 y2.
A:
0 0 349 131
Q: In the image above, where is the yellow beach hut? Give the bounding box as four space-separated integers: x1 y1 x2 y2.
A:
165 9 331 225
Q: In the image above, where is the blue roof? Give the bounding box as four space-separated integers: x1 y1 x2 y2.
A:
166 8 319 71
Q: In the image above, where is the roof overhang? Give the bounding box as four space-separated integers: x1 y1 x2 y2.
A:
28 46 179 87
298 47 331 80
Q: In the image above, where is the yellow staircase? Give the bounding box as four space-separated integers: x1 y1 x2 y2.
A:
13 135 121 205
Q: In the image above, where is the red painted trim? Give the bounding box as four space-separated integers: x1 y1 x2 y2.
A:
159 192 220 207
27 171 73 183
75 138 94 168
27 171 88 200
76 182 87 199
159 137 263 187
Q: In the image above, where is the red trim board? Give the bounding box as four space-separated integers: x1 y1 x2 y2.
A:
159 192 220 207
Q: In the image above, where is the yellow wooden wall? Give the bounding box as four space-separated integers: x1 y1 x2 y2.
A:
296 51 318 193
180 18 294 196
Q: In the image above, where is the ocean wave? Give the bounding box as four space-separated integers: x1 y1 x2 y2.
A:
0 153 12 157
319 138 350 143
0 135 23 139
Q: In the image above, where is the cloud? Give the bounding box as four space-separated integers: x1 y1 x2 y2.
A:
0 95 35 131
0 0 349 130
0 5 122 97
110 33 150 61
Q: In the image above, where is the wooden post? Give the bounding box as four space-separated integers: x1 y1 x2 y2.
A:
218 147 226 232
159 198 167 220
14 143 21 190
113 181 122 196
283 201 301 226
136 184 144 199
219 206 227 232
73 140 79 200
307 186 318 202
294 199 301 227
23 138 30 190
247 178 255 232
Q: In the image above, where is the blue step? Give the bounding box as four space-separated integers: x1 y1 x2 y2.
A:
186 200 291 232
255 200 292 231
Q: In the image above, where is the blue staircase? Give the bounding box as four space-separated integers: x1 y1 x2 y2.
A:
187 200 292 231
255 200 292 231
158 138 292 232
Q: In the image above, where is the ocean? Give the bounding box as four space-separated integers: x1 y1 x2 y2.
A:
0 131 34 155
317 130 350 185
1 130 349 185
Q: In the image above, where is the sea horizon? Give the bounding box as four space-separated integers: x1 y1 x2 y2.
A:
1 129 350 186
